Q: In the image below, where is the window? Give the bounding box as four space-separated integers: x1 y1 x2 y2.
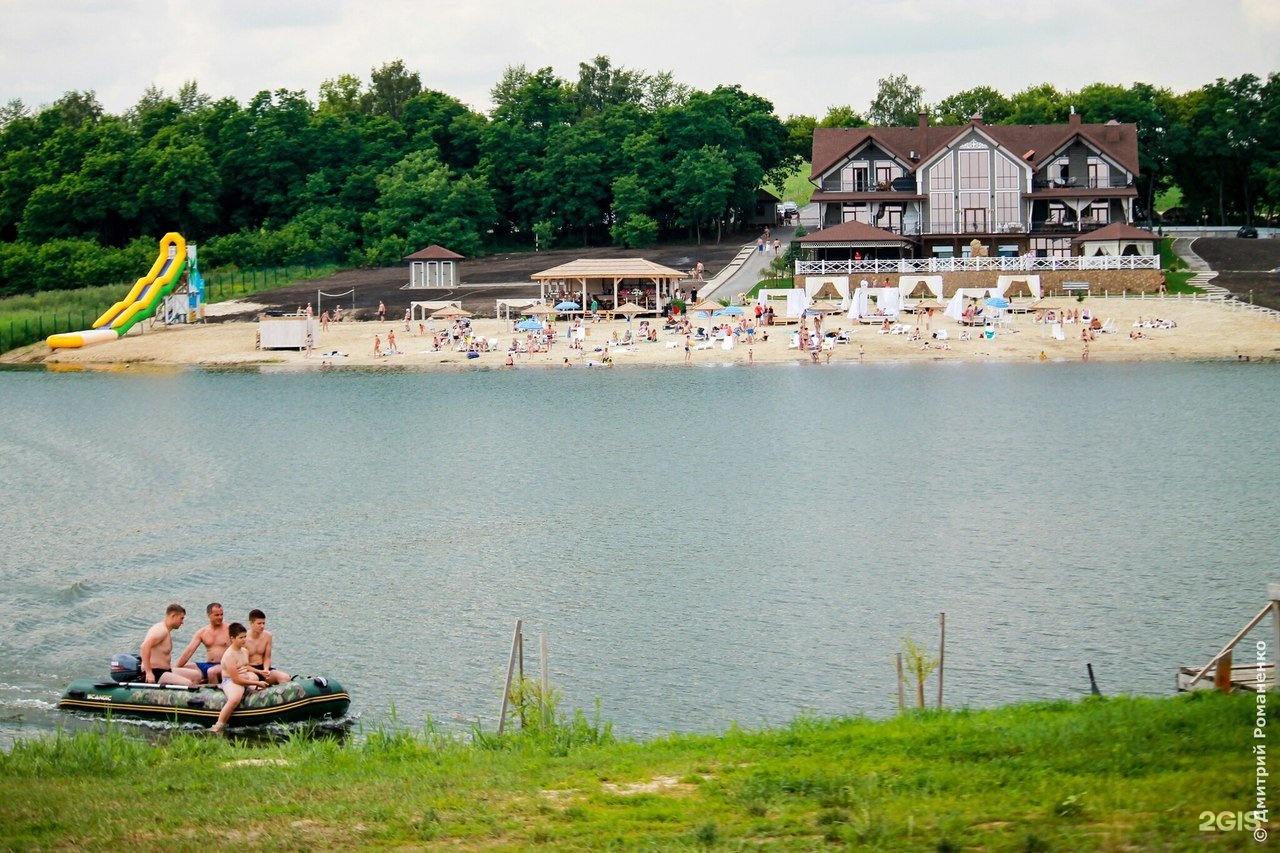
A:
1087 158 1110 189
882 208 903 233
959 150 989 190
929 156 954 233
842 204 870 224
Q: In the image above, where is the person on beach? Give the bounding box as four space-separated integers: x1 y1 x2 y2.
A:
387 329 397 354
140 604 201 686
304 328 314 358
684 335 691 363
176 602 230 684
244 609 290 685
373 335 381 357
210 622 266 734
404 308 411 332
378 300 386 321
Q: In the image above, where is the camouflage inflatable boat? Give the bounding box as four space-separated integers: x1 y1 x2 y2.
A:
58 675 350 727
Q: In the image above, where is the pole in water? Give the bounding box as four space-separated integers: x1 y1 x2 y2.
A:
1086 663 1101 697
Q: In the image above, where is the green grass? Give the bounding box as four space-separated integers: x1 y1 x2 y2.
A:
1157 237 1203 294
765 161 815 206
0 692 1261 849
1155 186 1183 214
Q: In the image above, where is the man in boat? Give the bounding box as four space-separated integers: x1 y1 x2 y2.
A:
175 602 230 685
245 609 290 685
140 604 202 686
211 622 267 734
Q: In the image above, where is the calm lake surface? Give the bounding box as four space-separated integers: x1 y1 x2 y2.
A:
1 361 1277 747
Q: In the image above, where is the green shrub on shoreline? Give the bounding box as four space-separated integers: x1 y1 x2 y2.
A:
0 692 1263 849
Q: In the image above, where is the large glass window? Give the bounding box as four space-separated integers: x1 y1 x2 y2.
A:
929 156 953 232
959 150 989 190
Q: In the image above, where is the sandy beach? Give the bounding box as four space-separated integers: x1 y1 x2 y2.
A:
12 296 1280 369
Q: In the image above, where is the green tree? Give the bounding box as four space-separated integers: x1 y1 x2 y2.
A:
868 75 923 126
1006 83 1070 125
671 144 734 243
818 105 866 128
361 59 421 120
933 86 1011 125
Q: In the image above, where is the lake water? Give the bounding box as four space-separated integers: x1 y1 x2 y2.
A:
1 361 1277 747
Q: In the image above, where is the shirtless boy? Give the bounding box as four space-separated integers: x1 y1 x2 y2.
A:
211 622 266 734
244 609 290 685
176 602 230 684
140 604 202 686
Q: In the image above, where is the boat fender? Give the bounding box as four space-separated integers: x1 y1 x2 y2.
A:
314 676 329 691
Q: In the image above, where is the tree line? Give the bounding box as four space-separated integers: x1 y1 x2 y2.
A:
0 59 1275 297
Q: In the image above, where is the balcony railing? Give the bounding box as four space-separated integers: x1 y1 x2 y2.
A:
795 255 1160 276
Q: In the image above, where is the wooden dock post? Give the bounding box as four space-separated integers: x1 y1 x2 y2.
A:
1214 651 1234 693
1270 584 1280 668
937 612 946 709
497 619 523 734
896 652 905 712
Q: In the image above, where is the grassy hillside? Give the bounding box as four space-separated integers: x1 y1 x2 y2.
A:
0 691 1263 849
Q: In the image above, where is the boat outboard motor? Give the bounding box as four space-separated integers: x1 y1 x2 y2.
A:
110 652 142 683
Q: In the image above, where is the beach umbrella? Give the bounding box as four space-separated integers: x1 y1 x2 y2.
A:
515 318 544 332
689 299 722 317
613 301 645 326
717 305 745 316
431 306 472 319
984 296 1010 309
523 303 555 316
912 298 945 312
554 301 580 311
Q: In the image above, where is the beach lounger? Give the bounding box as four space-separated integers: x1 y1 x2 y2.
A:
1100 318 1117 334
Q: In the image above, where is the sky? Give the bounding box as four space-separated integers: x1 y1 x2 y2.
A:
1 0 1276 120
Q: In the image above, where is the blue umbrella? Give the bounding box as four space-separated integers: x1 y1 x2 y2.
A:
718 305 746 316
554 301 580 311
985 296 1010 309
516 318 544 332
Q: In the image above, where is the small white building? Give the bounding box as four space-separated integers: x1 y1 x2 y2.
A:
404 244 464 288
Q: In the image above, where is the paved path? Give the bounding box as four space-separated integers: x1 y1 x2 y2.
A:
697 226 796 303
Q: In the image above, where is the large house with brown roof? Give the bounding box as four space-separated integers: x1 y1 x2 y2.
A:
806 111 1140 261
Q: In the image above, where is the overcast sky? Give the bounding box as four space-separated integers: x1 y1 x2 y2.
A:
2 0 1276 120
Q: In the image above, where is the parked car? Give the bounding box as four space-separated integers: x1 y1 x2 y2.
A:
1238 225 1258 238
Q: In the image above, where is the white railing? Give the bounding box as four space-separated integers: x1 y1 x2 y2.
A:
795 255 1160 275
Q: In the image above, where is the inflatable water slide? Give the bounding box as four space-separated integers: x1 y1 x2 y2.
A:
46 232 188 349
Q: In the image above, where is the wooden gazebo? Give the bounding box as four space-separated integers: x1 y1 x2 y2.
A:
530 258 686 315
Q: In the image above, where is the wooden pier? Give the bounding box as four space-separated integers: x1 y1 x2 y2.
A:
1177 662 1274 693
1177 583 1280 694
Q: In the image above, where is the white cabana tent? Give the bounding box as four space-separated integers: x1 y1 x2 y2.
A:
849 287 901 319
996 275 1042 299
943 288 999 323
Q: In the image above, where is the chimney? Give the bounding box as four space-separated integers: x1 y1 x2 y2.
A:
1069 106 1080 127
918 111 928 130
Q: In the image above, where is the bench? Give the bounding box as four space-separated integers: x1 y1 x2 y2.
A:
1062 281 1090 294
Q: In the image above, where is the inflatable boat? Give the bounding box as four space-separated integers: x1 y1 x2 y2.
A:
58 675 350 728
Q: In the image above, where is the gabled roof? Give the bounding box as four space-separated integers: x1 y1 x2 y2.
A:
404 245 465 261
812 117 1139 181
1071 223 1160 243
530 258 686 281
794 221 908 244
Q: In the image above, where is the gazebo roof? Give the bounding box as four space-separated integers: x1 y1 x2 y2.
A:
794 221 909 245
1071 223 1160 243
531 258 686 281
404 245 465 261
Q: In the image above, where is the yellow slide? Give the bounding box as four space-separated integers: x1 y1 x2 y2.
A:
48 233 187 349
